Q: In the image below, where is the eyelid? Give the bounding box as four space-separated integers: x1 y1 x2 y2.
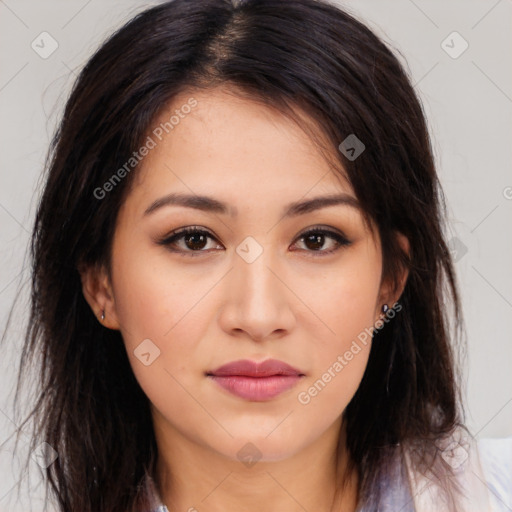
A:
296 225 350 243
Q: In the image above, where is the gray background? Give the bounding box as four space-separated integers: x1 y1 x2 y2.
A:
1 1 511 510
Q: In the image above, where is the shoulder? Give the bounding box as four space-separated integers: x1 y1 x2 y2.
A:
476 435 512 511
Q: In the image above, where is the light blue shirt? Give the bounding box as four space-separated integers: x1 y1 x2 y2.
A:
477 437 512 511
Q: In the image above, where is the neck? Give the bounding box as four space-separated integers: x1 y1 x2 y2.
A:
153 415 358 512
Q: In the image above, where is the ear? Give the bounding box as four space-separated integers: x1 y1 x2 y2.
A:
375 231 410 321
78 262 120 330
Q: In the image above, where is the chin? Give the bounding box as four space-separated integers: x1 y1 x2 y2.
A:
215 435 307 465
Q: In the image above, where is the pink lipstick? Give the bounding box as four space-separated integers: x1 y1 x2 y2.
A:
207 359 304 401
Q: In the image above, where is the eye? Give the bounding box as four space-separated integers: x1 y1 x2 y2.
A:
291 226 351 256
156 225 351 257
156 226 222 257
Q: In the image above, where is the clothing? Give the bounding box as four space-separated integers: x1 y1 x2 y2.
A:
477 436 512 511
143 432 512 512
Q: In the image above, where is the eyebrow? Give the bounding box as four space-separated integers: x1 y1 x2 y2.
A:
143 192 360 218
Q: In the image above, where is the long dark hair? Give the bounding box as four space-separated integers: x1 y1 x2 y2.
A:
2 0 466 510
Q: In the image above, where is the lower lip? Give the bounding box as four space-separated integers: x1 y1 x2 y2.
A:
208 375 303 401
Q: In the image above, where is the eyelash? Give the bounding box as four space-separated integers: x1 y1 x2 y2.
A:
156 225 351 258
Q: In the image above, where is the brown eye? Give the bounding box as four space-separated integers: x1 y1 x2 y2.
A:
303 233 326 251
183 232 208 250
292 227 351 256
157 226 222 256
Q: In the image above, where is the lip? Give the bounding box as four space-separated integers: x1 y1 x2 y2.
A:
206 359 305 401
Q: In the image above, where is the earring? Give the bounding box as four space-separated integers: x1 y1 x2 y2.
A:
100 309 105 321
382 304 389 314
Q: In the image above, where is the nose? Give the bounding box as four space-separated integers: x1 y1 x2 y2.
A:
217 243 296 342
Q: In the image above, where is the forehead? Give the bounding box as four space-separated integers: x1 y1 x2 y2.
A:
131 86 353 200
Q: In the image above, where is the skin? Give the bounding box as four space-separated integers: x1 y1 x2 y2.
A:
81 86 409 512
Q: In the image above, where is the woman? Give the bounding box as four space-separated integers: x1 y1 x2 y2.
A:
5 0 510 511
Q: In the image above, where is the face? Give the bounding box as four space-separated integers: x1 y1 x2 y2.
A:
84 86 399 463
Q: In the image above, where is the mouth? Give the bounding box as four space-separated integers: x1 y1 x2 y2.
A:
206 358 305 402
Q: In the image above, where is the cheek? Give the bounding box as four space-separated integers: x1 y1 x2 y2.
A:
294 252 380 412
303 255 381 351
111 238 203 343
112 257 208 430
109 241 210 394
297 282 374 408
